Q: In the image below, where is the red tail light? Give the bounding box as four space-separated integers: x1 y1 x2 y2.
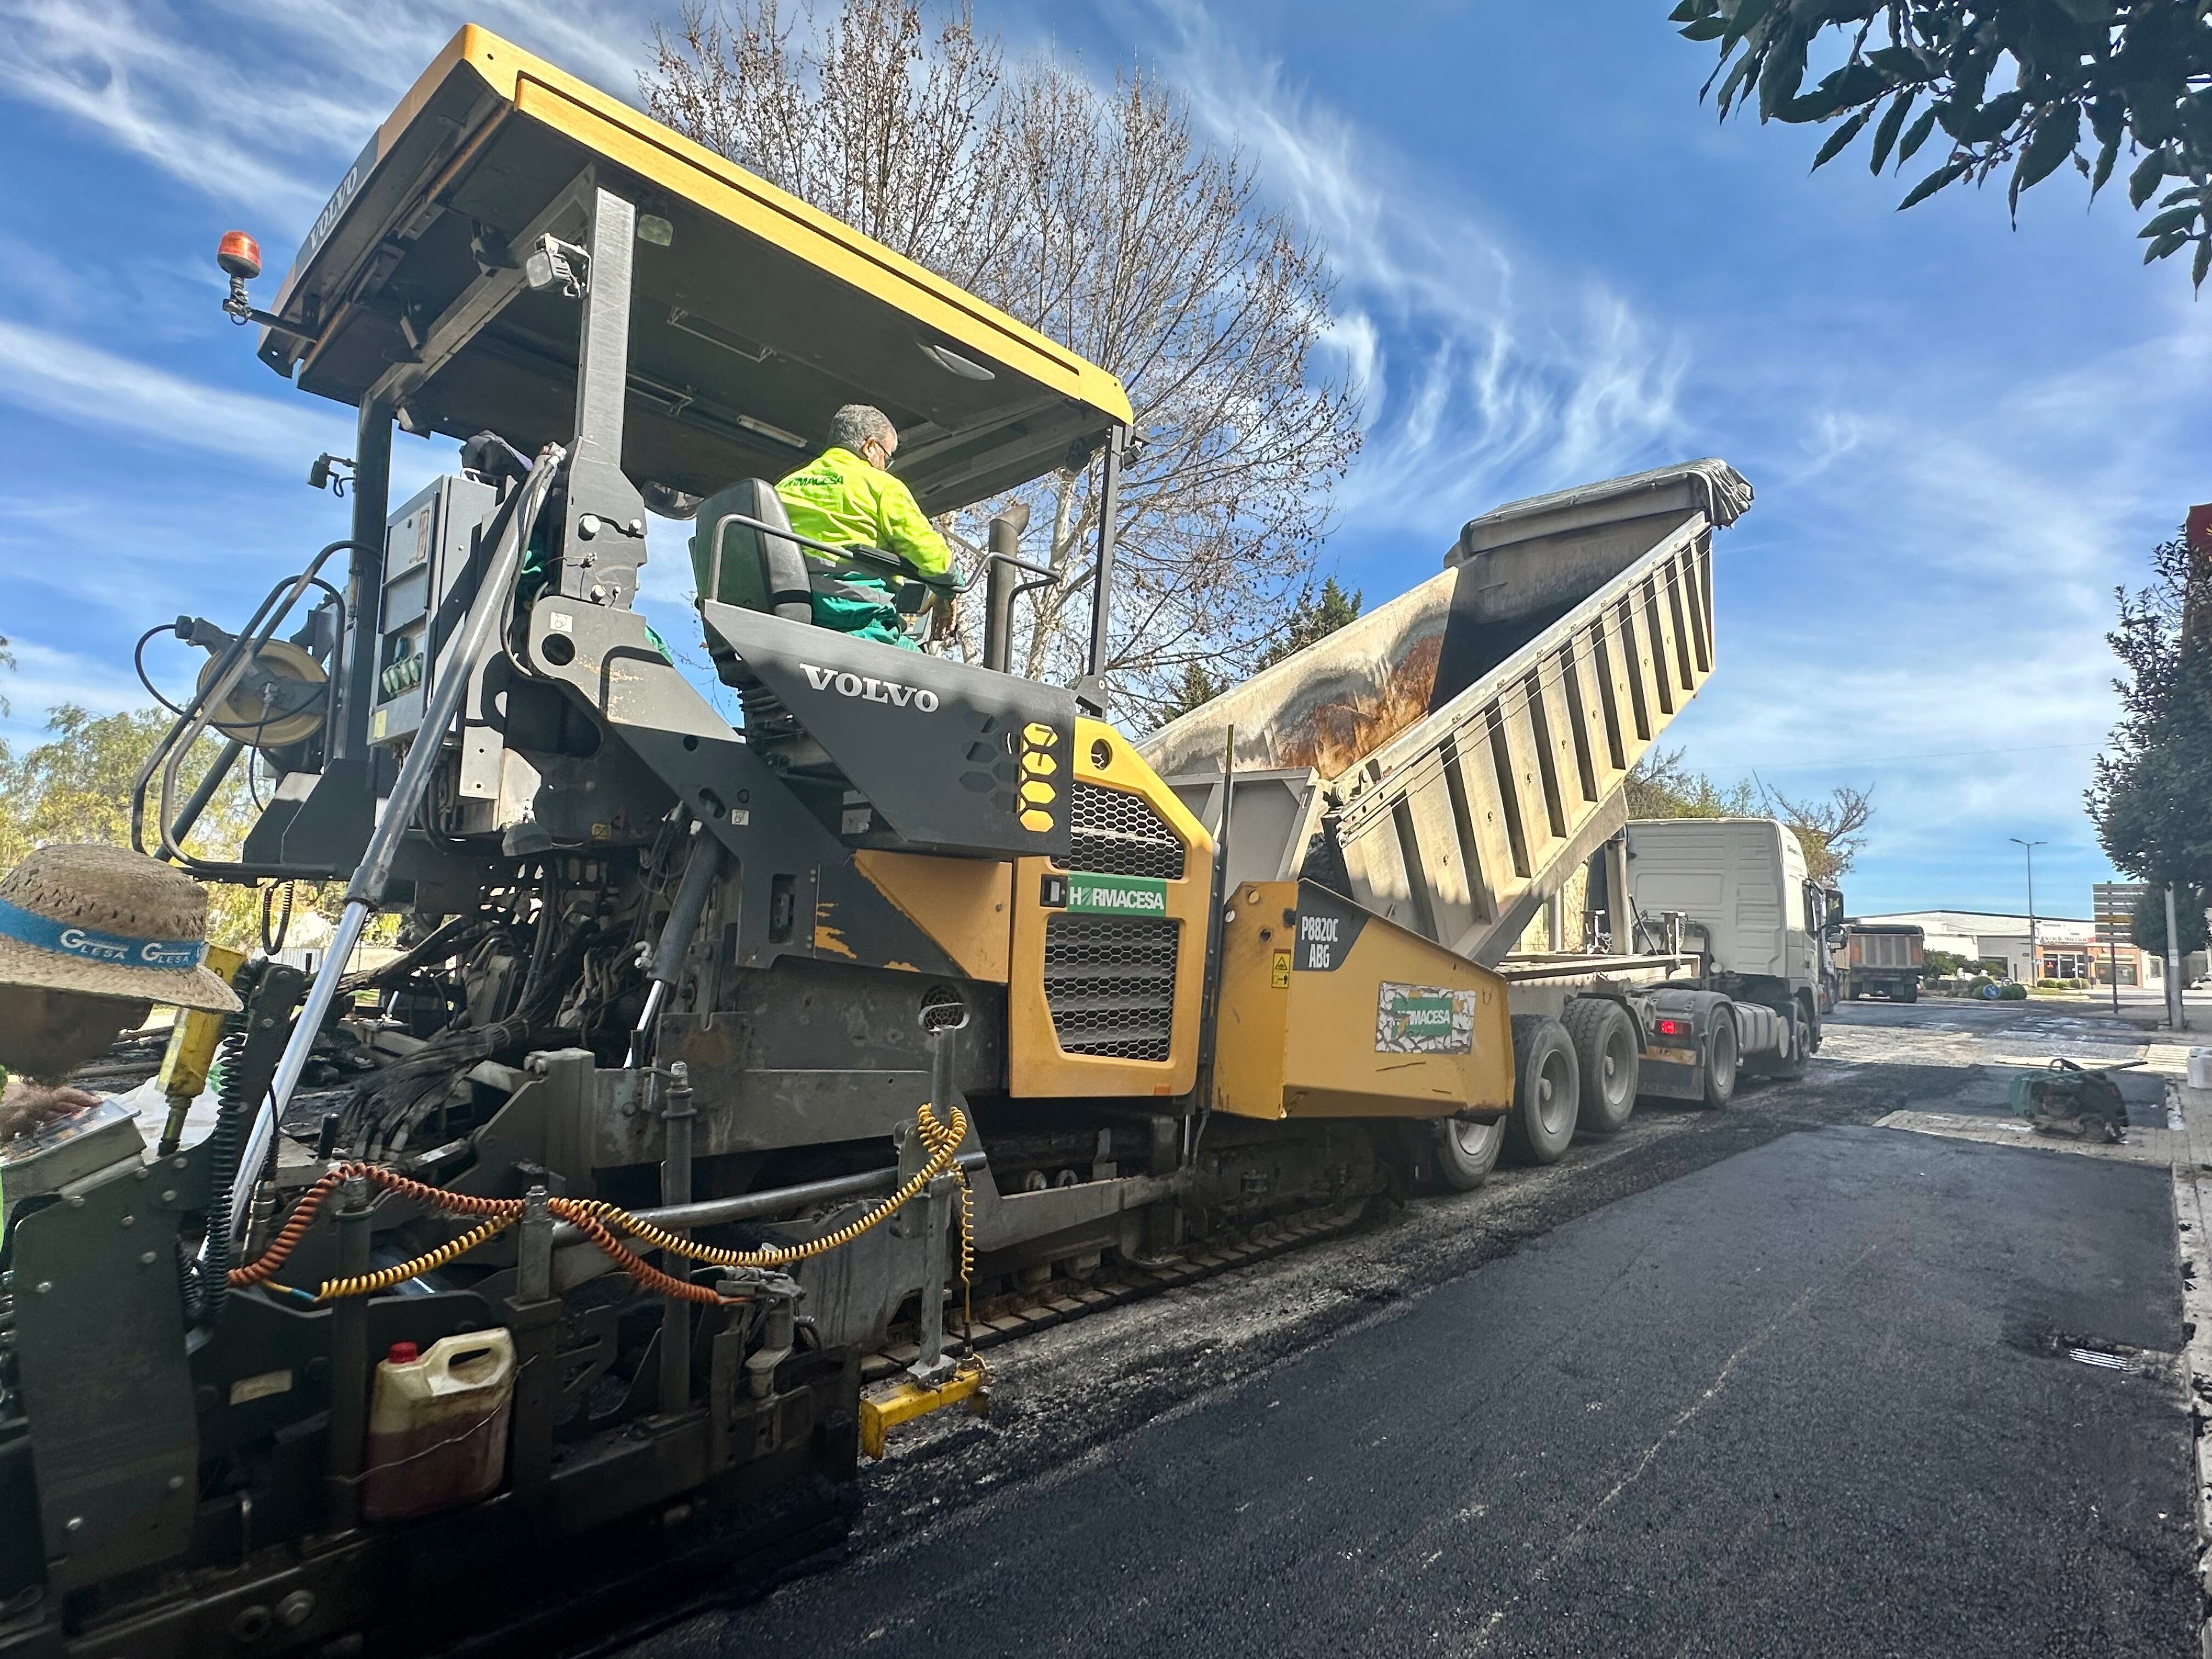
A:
1655 1017 1687 1038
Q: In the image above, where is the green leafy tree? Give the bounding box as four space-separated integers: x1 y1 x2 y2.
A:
1625 745 1761 820
2090 532 2212 889
1150 575 1362 725
1155 661 1230 725
0 703 273 949
1669 1 2212 284
2131 884 2210 956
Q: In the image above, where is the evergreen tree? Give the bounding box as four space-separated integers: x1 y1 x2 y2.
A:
1255 577 1363 670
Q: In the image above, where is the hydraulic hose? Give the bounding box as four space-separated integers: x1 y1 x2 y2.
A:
229 1099 972 1308
625 822 724 1066
222 445 565 1257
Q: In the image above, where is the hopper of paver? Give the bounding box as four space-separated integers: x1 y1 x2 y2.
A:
1140 458 1751 966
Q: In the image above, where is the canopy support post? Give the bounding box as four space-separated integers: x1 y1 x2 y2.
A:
334 397 392 761
1076 425 1124 715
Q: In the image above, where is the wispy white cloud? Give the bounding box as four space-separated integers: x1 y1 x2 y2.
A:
0 317 351 461
0 0 657 221
0 0 390 215
1658 300 2212 900
0 636 148 742
1133 2 1686 544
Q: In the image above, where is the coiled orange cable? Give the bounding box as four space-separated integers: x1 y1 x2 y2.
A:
227 1100 973 1310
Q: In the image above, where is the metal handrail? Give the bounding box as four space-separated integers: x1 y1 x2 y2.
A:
131 540 370 877
702 507 1056 608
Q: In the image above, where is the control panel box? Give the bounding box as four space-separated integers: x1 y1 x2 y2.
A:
369 474 498 749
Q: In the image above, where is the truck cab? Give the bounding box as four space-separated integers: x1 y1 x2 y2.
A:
1624 817 1826 1069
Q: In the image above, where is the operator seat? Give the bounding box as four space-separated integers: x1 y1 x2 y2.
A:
689 479 813 671
687 478 825 753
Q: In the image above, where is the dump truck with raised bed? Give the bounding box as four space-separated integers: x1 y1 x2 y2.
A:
0 27 1730 1656
1141 459 1808 1188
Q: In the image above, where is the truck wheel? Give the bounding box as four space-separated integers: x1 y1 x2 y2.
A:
1505 1014 1581 1165
1898 983 1918 1004
1562 997 1638 1136
1700 1017 1738 1110
1431 1115 1506 1192
1765 1007 1810 1082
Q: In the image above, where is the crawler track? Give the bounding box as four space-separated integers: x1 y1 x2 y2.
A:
856 1198 1373 1383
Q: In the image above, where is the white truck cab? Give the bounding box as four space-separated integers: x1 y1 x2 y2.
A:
1625 816 1831 1075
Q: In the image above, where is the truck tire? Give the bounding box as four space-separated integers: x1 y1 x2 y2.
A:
1764 1005 1810 1082
1700 1015 1738 1110
1431 1115 1507 1191
1505 1014 1581 1165
1562 997 1638 1136
1898 983 1918 1004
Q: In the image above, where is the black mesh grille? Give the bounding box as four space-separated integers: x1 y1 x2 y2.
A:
1066 781 1187 881
1042 916 1179 1061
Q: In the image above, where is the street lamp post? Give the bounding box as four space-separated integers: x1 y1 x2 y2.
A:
2010 838 2046 988
2166 884 2188 1030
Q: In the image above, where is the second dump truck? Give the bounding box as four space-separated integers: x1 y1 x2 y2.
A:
1837 921 1926 1001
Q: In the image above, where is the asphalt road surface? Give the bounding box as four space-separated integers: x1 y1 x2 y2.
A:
631 1000 2197 1658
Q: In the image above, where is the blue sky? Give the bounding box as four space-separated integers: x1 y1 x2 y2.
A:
1 0 2203 919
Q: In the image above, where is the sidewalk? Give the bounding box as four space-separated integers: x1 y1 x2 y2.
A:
1876 1036 2212 1651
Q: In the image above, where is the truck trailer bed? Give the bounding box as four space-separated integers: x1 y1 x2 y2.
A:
1144 459 1751 967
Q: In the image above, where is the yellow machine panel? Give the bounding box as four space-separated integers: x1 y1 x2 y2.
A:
1212 881 1513 1121
1007 720 1214 1098
854 851 1013 983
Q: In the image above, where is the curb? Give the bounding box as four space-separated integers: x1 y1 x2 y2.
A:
2166 1079 2212 1657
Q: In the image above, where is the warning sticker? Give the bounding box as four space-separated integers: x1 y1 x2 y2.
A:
1271 950 1292 989
1375 981 1478 1054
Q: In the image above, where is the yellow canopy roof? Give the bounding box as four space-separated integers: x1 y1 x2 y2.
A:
261 25 1131 511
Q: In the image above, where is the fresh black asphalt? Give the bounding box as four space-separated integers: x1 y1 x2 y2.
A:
663 1124 2194 1658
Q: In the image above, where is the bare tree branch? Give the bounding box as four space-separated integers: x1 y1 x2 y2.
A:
642 0 1362 720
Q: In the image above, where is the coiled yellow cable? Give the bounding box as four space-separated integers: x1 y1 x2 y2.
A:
239 1100 975 1312
312 1213 518 1302
577 1098 968 1268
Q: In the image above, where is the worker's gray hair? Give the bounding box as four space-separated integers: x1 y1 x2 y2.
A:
827 404 898 454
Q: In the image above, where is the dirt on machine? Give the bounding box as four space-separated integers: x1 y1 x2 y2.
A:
2 24 1816 1659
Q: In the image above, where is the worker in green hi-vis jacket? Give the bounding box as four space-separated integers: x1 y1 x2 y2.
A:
774 405 953 651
